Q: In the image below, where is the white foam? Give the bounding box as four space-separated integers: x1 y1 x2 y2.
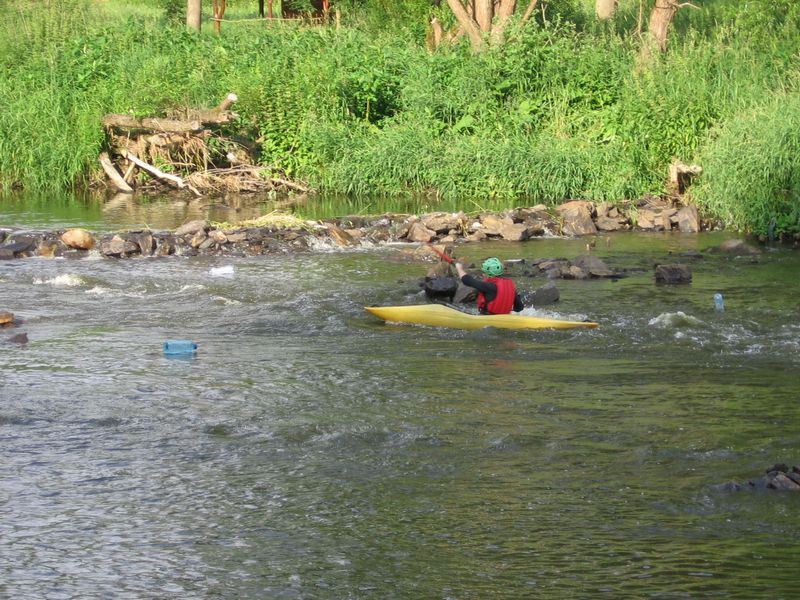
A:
33 274 85 287
85 286 111 296
648 311 704 328
209 265 235 277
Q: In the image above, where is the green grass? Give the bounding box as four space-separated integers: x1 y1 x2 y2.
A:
0 0 799 234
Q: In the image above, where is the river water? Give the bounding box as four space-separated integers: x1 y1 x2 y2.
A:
1 193 800 599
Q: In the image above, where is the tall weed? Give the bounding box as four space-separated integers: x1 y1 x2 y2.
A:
692 93 800 235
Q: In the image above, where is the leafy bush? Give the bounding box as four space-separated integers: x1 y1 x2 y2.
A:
692 93 800 236
0 0 799 232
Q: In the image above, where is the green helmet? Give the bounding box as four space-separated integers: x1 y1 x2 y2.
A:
481 257 504 277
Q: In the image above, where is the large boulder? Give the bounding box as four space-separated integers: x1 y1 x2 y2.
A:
572 255 614 277
0 236 37 258
325 224 355 247
99 234 140 257
425 261 452 279
525 282 560 306
595 215 627 232
655 263 692 284
555 201 597 236
563 265 591 280
128 231 155 255
497 222 530 241
423 276 458 300
406 222 436 243
478 214 514 236
175 219 208 236
453 282 477 304
155 234 177 256
675 205 700 233
61 228 95 250
420 212 463 234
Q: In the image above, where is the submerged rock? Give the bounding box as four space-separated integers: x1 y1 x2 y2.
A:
655 263 692 284
525 282 560 306
711 239 762 255
714 463 800 493
452 282 477 304
572 255 614 278
7 332 28 344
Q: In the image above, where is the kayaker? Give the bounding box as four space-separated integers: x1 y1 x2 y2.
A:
455 258 524 315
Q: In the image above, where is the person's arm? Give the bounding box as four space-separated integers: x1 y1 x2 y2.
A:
456 262 497 297
454 261 468 280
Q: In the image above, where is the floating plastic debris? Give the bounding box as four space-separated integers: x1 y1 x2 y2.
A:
714 293 725 312
163 340 198 355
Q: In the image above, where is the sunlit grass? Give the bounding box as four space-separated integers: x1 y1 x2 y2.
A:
0 0 798 234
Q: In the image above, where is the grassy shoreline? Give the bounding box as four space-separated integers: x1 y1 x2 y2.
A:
0 0 798 235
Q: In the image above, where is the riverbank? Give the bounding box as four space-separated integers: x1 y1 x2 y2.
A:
4 3 800 238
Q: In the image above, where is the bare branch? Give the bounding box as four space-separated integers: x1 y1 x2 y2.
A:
520 0 539 24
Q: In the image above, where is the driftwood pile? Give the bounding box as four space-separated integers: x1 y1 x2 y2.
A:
99 93 310 197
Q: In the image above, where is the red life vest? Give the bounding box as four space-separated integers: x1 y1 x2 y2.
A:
477 278 516 315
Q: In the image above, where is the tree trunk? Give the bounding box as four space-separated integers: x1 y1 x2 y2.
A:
186 0 201 31
595 0 616 20
490 0 517 45
475 0 493 32
445 0 484 52
212 0 225 34
445 0 539 52
429 16 444 50
648 0 679 52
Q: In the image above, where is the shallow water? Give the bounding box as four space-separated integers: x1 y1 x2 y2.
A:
2 204 800 598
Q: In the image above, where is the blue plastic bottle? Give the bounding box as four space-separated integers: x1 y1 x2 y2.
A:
713 293 725 312
163 340 198 355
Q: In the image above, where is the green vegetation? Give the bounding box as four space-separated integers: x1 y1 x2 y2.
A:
0 0 798 235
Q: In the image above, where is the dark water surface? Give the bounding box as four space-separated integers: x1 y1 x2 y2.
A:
2 197 800 599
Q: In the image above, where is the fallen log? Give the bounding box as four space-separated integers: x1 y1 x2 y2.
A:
186 92 240 124
99 152 134 193
123 151 202 197
270 176 310 193
103 114 204 133
217 92 238 112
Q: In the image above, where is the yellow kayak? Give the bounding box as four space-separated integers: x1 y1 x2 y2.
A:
365 304 599 331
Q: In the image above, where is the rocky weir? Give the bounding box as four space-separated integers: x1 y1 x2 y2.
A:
0 198 703 262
